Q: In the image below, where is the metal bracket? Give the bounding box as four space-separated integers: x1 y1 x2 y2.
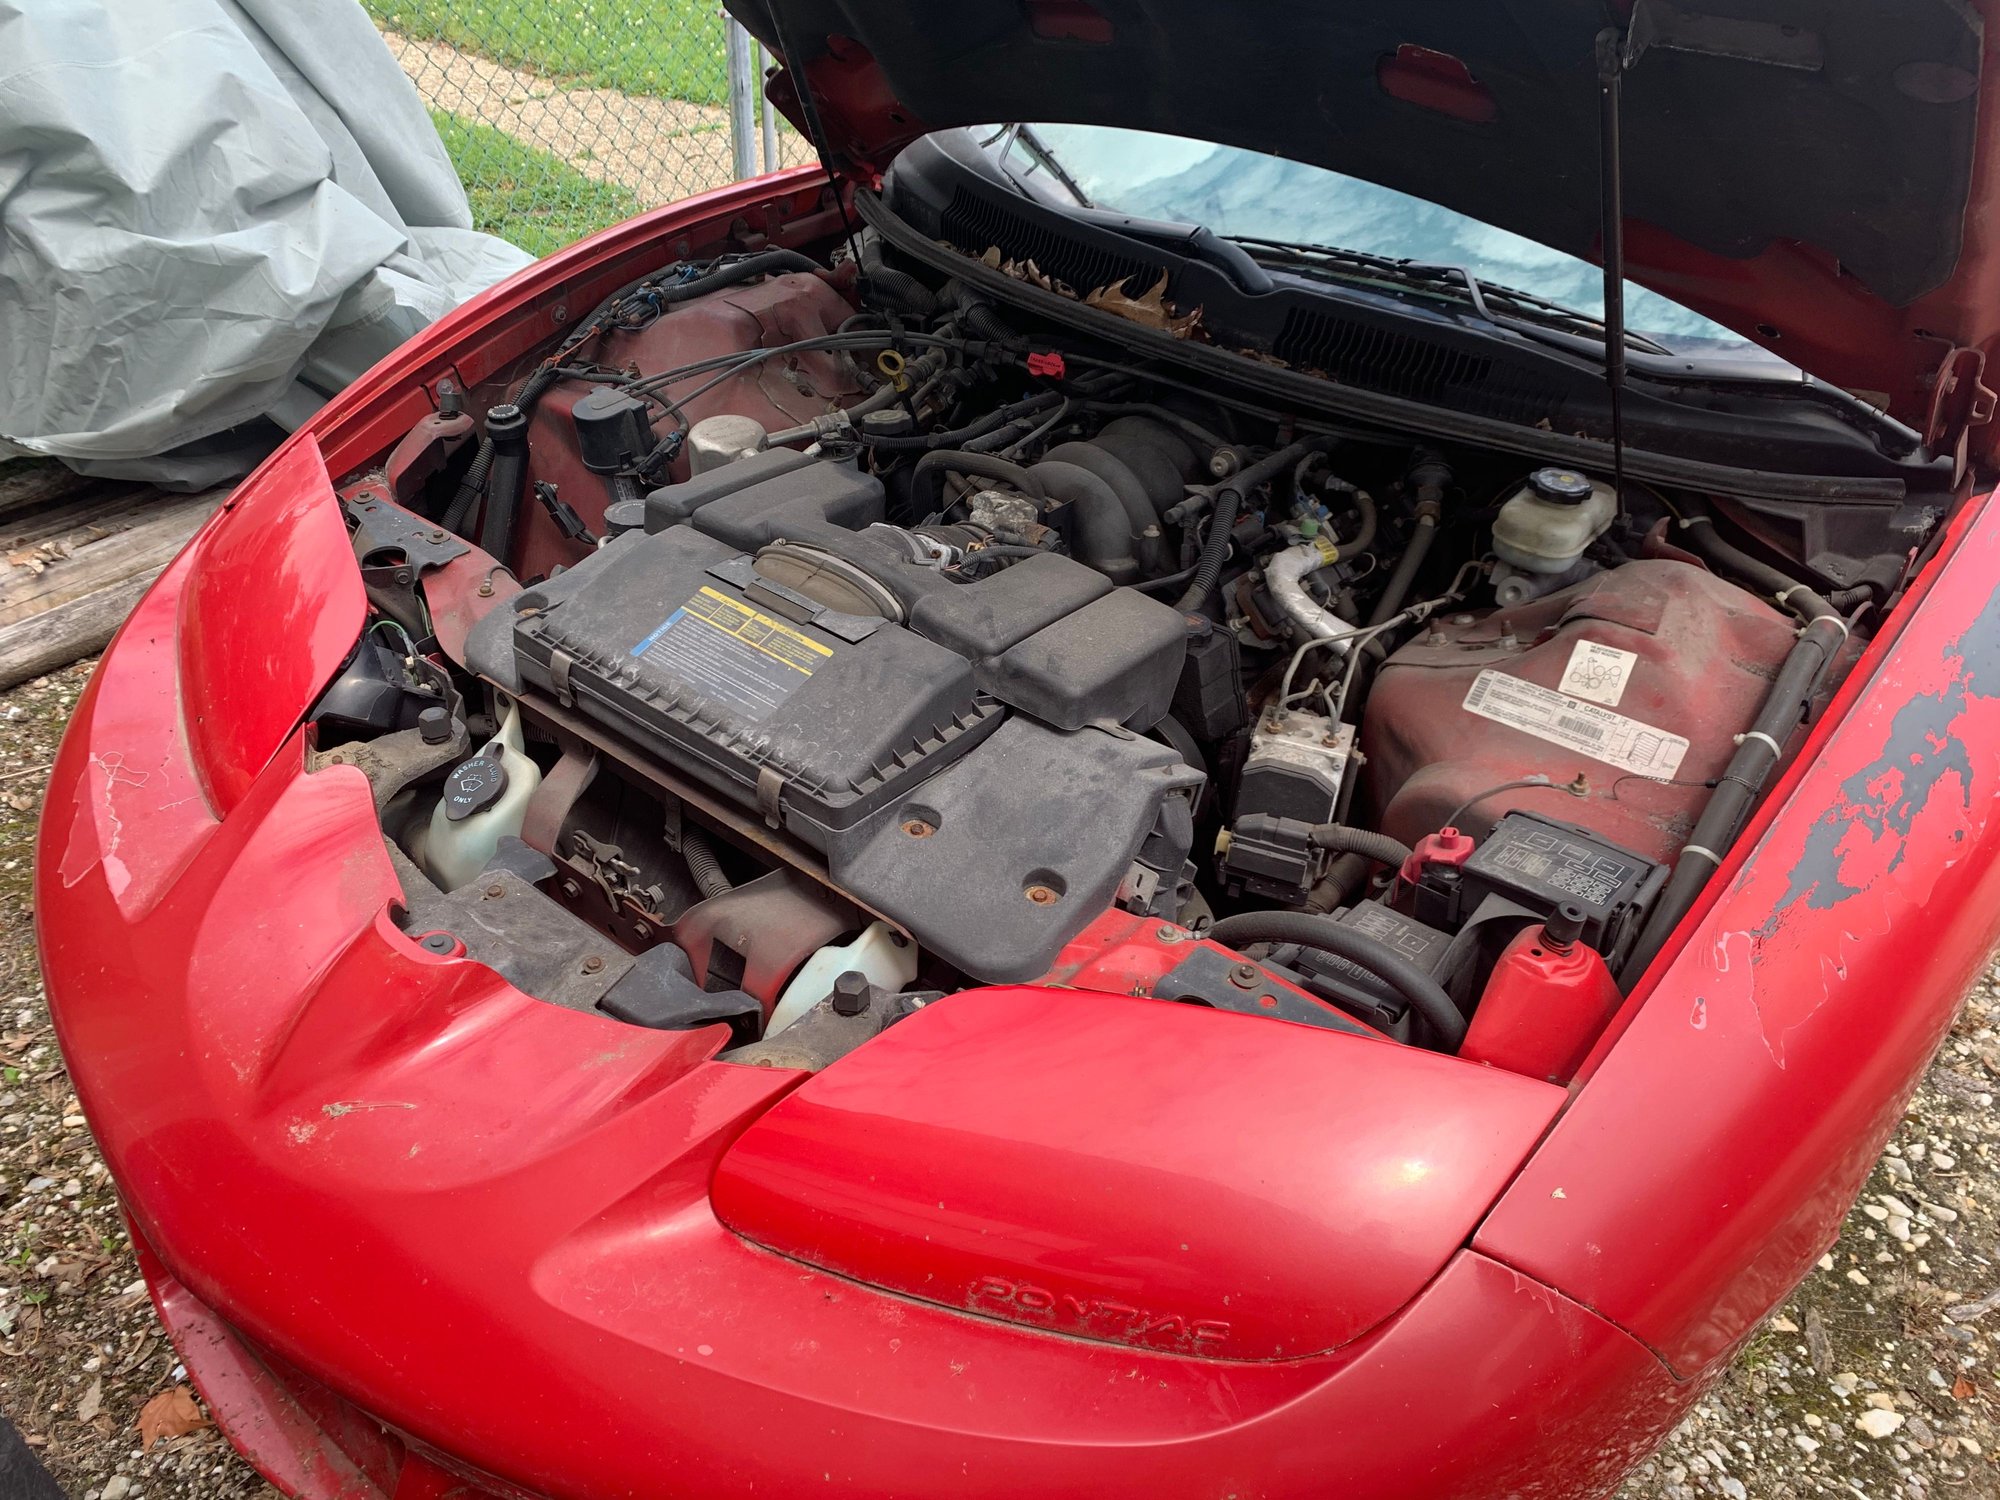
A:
1924 345 1997 475
1152 944 1374 1037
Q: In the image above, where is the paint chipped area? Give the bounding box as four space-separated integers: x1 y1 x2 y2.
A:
1706 583 2000 1065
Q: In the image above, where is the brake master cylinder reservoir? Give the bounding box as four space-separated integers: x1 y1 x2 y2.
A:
425 699 543 891
1490 467 1616 606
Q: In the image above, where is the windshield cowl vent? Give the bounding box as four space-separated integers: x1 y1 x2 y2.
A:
1273 306 1566 426
940 189 1163 302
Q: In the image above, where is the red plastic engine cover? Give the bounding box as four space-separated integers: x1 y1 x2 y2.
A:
1359 559 1802 866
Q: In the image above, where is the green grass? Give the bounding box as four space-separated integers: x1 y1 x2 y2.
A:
367 0 731 105
432 111 643 256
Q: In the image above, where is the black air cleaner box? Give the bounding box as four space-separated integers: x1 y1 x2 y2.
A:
509 526 999 846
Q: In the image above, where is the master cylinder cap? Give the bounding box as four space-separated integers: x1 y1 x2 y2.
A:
1528 467 1596 505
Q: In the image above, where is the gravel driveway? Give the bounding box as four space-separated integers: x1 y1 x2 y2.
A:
1 658 1995 1499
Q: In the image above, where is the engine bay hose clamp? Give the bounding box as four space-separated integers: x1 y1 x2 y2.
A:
1733 729 1784 755
1679 843 1723 867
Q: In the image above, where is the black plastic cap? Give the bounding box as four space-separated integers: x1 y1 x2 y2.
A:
417 705 453 745
830 970 873 1016
1528 467 1595 506
1545 901 1588 947
485 402 529 448
442 754 509 821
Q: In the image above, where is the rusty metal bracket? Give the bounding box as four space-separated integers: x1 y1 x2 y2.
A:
1924 345 1998 476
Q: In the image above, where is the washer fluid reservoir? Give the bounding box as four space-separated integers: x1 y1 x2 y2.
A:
425 700 543 891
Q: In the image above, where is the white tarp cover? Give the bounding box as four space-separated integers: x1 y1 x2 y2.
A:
0 0 535 487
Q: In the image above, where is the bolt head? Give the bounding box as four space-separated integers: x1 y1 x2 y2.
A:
580 955 604 975
1229 961 1262 988
1024 884 1060 906
830 970 871 1016
482 883 505 900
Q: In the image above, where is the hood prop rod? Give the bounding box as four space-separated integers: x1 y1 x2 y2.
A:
1595 26 1631 505
762 6 865 265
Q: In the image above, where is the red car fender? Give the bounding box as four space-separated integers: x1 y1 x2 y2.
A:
1479 491 2000 1373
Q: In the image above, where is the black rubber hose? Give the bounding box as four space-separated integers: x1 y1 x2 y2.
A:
861 393 1061 452
938 282 1018 343
1334 487 1378 555
1368 451 1452 627
1029 460 1139 582
657 249 819 308
477 403 531 558
1206 910 1467 1049
1307 824 1413 869
1619 611 1848 986
1675 502 1838 622
1174 435 1339 613
681 828 734 901
909 449 1047 518
1173 486 1241 613
859 238 938 317
1365 510 1438 626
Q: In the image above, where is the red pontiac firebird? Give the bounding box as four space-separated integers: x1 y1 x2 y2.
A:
35 4 2000 1496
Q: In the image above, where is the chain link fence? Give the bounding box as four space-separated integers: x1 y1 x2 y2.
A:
362 1 811 256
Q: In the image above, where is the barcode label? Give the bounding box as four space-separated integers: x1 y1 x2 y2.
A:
1461 670 1687 779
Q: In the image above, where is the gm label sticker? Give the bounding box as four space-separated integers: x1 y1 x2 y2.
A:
631 586 832 720
1558 639 1639 706
1463 670 1687 779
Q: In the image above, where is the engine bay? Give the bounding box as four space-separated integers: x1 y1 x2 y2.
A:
311 196 1923 1083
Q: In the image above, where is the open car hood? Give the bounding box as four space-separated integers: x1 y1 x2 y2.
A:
732 0 2000 457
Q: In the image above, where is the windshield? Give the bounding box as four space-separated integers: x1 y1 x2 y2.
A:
1008 124 1753 354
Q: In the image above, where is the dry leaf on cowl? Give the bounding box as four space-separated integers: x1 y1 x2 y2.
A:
1084 271 1203 338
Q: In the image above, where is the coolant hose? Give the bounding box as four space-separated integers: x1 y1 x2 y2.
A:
1307 824 1414 869
1618 610 1849 986
1175 434 1340 614
1365 507 1440 627
681 828 734 902
1366 450 1451 628
1206 910 1467 1049
1675 502 1840 622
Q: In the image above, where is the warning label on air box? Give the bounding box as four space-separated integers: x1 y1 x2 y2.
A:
1462 669 1687 780
631 586 833 721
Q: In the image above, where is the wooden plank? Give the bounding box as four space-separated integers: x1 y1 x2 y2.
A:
0 572 153 692
0 483 166 551
0 462 97 524
0 487 226 628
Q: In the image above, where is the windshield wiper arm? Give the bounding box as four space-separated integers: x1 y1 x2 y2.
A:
1224 236 1674 357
